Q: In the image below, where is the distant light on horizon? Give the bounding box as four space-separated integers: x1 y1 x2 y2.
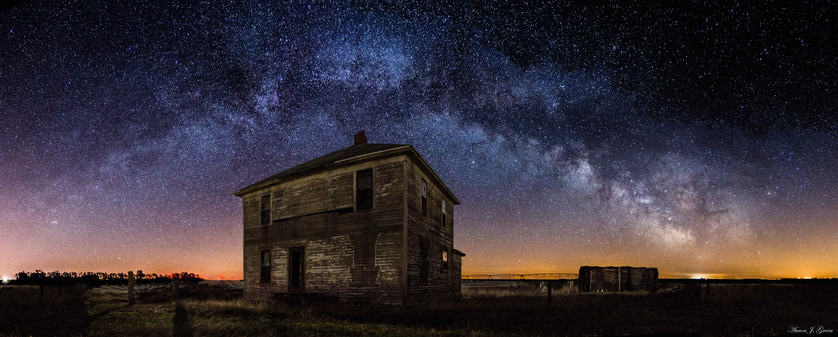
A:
689 273 733 280
1 275 10 284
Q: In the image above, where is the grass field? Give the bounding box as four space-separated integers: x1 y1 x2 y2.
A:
1 281 836 336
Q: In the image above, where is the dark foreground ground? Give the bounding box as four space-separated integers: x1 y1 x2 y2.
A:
0 281 836 336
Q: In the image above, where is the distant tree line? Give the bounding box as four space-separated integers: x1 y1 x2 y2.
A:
8 270 203 285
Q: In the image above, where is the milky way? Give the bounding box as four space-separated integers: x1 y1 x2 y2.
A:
1 2 836 279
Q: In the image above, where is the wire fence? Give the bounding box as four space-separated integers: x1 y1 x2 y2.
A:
463 273 578 280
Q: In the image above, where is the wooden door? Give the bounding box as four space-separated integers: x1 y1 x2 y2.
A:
288 246 305 293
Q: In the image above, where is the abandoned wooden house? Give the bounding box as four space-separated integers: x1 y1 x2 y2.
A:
234 132 464 305
578 266 658 293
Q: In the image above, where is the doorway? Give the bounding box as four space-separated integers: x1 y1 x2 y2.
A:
288 246 305 293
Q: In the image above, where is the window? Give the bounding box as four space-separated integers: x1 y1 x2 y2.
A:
421 179 427 216
441 249 448 273
260 194 271 225
441 199 447 228
356 169 373 210
288 246 305 292
260 250 271 283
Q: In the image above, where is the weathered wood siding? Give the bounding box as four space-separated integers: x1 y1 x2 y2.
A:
274 172 354 219
578 266 658 292
405 157 457 303
242 157 406 304
451 252 463 296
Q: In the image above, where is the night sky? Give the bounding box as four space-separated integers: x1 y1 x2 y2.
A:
2 1 836 280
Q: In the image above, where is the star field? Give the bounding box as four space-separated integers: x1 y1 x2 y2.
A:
1 1 836 279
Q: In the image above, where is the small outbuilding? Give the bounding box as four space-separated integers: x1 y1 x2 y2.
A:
234 132 464 305
578 266 658 292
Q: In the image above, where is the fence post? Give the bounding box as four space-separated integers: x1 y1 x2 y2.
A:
547 281 552 304
705 278 710 300
172 277 179 301
128 271 135 305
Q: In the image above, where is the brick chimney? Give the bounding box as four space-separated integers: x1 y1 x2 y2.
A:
354 130 367 145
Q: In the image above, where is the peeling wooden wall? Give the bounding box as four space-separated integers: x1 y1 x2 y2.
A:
405 157 458 303
578 266 658 292
241 156 406 304
451 252 463 296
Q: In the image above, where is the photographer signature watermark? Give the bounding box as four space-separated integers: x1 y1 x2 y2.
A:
788 326 834 335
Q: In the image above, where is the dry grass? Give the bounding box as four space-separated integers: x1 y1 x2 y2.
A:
1 281 836 336
0 284 89 336
90 298 485 337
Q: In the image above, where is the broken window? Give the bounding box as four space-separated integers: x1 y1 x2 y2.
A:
356 169 373 210
289 246 305 292
260 250 271 283
441 199 447 228
421 179 427 216
260 194 271 225
441 249 448 273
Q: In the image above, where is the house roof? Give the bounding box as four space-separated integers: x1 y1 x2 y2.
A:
233 143 460 204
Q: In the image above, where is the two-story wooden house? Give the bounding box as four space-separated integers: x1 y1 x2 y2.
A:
234 132 464 305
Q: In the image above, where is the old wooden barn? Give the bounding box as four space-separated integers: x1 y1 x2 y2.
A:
578 266 659 293
234 132 464 305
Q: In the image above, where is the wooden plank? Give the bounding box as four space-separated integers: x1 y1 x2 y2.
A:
242 159 408 304
404 158 458 303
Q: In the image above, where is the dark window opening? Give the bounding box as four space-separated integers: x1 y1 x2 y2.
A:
441 199 447 228
260 194 271 225
356 169 373 210
260 250 271 283
419 237 428 283
421 179 427 216
289 246 305 292
442 249 448 273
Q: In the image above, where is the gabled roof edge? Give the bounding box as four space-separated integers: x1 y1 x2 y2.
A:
233 144 460 205
233 143 405 197
403 146 460 205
